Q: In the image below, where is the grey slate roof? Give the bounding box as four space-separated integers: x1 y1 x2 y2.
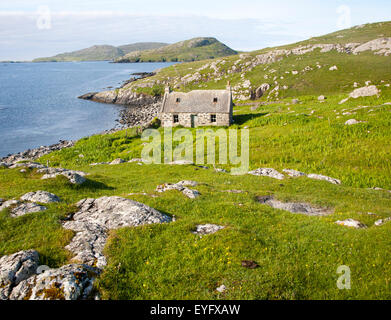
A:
161 90 232 113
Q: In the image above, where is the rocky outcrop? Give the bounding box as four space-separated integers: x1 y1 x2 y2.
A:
0 250 39 300
349 85 379 99
38 167 87 185
257 196 333 216
156 181 200 199
62 197 172 268
20 191 61 204
345 119 365 126
9 264 100 300
283 169 306 177
248 168 285 180
1 140 74 165
11 203 47 217
192 224 225 236
336 219 367 229
307 174 341 185
79 90 159 107
352 38 391 56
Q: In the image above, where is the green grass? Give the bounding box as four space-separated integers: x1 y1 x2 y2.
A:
2 21 391 300
2 88 391 299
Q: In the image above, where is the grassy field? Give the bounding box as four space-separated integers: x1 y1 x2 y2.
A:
1 21 391 300
1 87 391 299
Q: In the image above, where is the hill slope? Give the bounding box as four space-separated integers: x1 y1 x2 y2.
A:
33 42 169 62
115 37 238 63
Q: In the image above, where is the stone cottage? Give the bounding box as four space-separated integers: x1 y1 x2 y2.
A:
159 83 233 127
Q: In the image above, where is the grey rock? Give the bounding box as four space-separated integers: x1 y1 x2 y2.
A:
21 191 61 204
0 250 39 300
345 119 365 126
283 169 306 177
248 168 285 180
374 217 391 227
216 285 227 293
192 224 225 236
257 196 333 216
335 219 367 229
63 197 171 268
0 200 19 212
40 168 87 185
349 85 379 99
11 203 47 217
156 181 200 199
110 158 125 165
9 264 99 300
307 174 341 185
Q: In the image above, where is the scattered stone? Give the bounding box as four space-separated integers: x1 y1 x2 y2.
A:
307 174 341 185
1 140 74 165
329 66 338 71
292 99 299 104
215 168 228 173
283 169 306 177
222 190 245 194
40 168 87 185
318 95 326 101
349 85 379 99
11 203 47 218
62 197 171 268
241 260 259 269
156 181 200 199
216 285 227 293
167 160 194 165
192 224 225 236
128 158 145 163
0 250 39 300
345 119 365 125
20 169 26 173
0 200 19 212
110 158 125 165
335 219 367 229
9 264 100 300
248 168 285 180
256 196 333 216
374 217 391 227
20 191 61 204
339 98 349 104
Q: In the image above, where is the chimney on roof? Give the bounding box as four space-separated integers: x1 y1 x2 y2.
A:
226 81 231 92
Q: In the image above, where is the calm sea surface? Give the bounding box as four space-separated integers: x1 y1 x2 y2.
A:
0 61 175 157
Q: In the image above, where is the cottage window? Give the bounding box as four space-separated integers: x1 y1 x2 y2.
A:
211 114 217 123
176 98 181 103
173 115 179 123
213 97 218 103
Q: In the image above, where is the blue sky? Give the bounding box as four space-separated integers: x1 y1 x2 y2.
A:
0 0 390 60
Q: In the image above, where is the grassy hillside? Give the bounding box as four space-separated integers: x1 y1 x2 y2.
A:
115 37 238 63
2 22 391 300
33 42 169 62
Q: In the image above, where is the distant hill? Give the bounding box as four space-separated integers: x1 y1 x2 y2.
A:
115 37 238 63
32 42 169 62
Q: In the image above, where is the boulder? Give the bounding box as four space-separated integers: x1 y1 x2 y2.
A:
256 196 333 216
11 203 47 217
307 174 341 185
62 197 171 268
20 191 61 204
248 168 285 180
374 217 391 227
335 219 367 229
254 83 270 99
283 169 306 177
156 181 200 199
109 158 125 165
0 250 39 300
349 85 379 99
0 200 19 212
40 168 87 185
192 224 225 236
345 119 364 125
9 264 100 300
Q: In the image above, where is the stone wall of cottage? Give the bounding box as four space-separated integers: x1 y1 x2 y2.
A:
160 113 230 127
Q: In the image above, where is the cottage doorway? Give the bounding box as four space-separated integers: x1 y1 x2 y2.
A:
191 115 198 128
